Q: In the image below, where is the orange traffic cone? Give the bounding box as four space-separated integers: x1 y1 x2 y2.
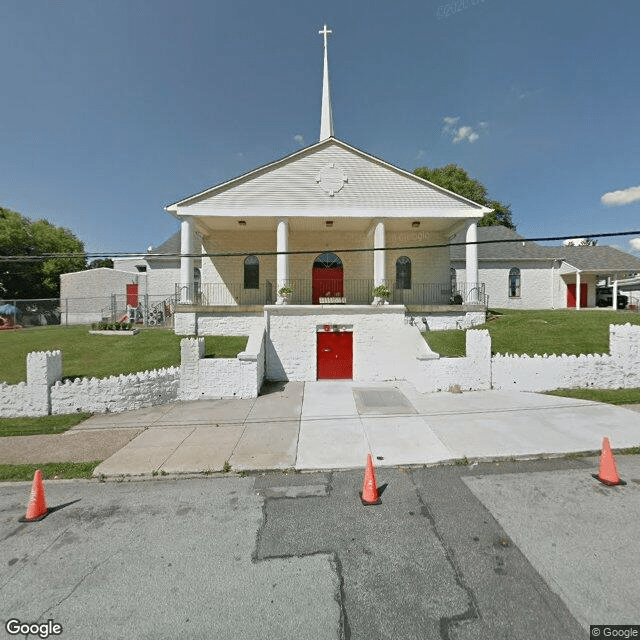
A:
361 454 381 505
19 470 49 522
594 437 626 486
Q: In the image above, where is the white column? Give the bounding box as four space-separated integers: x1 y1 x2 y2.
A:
465 221 479 303
180 216 194 303
576 271 581 310
374 220 386 286
613 279 619 310
276 219 289 303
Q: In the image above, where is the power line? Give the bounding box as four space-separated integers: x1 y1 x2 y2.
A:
0 229 639 262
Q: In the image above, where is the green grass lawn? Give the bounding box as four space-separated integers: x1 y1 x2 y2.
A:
546 388 640 405
0 461 101 482
423 308 640 357
0 326 248 384
0 413 92 437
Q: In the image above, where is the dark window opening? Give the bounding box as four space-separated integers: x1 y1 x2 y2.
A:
509 268 521 298
244 255 259 289
396 256 411 289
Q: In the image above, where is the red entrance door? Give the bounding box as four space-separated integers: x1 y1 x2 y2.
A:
317 332 353 379
126 284 139 307
567 283 587 308
312 268 344 304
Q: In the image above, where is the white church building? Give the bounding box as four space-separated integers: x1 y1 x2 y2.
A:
165 26 490 381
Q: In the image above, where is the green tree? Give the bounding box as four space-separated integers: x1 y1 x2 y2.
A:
0 206 86 299
413 164 516 229
88 258 114 269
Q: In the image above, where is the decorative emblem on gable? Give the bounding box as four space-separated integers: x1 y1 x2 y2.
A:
316 163 348 196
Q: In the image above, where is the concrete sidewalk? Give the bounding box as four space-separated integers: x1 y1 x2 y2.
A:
81 381 640 477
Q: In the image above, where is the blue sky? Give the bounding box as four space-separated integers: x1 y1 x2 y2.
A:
1 0 639 256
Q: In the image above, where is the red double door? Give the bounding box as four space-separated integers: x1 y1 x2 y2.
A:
567 283 588 308
317 331 353 379
312 267 344 304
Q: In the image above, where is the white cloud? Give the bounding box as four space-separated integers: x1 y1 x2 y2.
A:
442 116 481 144
601 185 640 206
563 238 585 246
293 134 305 145
453 125 479 144
630 237 640 252
442 116 459 131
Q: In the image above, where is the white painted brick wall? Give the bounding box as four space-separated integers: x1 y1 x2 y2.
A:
179 329 265 400
454 263 601 309
407 310 486 331
492 323 640 391
265 305 433 382
2 325 638 417
198 313 264 336
174 312 197 335
0 382 32 418
411 330 492 392
51 368 180 414
0 350 62 417
455 262 554 309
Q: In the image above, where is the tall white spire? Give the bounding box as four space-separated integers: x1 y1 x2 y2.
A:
319 24 334 141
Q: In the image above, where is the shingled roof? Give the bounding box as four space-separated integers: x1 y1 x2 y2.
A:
451 226 640 273
148 232 181 257
556 245 640 272
450 226 554 261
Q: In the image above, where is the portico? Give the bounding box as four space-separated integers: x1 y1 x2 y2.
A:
166 25 489 343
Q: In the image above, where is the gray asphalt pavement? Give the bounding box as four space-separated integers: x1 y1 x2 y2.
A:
3 457 639 639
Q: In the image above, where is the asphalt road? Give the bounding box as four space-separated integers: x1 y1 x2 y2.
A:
2 457 639 639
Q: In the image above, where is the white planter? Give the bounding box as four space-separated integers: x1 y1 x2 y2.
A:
89 329 140 336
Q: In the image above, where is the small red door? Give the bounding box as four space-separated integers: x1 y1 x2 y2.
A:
126 284 139 307
312 268 344 304
567 283 587 308
317 331 353 379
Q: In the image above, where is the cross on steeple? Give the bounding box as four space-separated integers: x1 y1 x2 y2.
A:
319 24 334 141
319 24 332 48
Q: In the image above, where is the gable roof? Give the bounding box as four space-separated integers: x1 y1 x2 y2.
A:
149 232 181 256
165 137 491 218
557 245 640 272
451 225 640 273
450 226 554 261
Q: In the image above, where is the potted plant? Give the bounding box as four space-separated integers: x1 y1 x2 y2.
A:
277 285 294 304
372 284 391 305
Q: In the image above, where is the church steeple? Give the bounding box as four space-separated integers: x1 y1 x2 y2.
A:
319 24 334 141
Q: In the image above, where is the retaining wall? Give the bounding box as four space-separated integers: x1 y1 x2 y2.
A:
50 367 180 414
179 324 265 400
0 351 61 417
491 324 640 391
1 323 638 417
265 305 438 382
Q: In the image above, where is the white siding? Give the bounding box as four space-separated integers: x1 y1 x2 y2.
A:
185 143 484 215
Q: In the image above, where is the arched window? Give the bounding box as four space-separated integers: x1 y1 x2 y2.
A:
313 252 343 269
244 255 259 289
509 268 521 298
396 256 411 289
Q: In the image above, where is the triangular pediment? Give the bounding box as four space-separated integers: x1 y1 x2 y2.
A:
166 138 488 219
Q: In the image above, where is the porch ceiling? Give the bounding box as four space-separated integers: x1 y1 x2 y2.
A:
195 216 461 235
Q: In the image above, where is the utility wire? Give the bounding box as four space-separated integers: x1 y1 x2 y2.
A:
1 229 639 262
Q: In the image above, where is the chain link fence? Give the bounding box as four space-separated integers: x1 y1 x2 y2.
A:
0 295 177 329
